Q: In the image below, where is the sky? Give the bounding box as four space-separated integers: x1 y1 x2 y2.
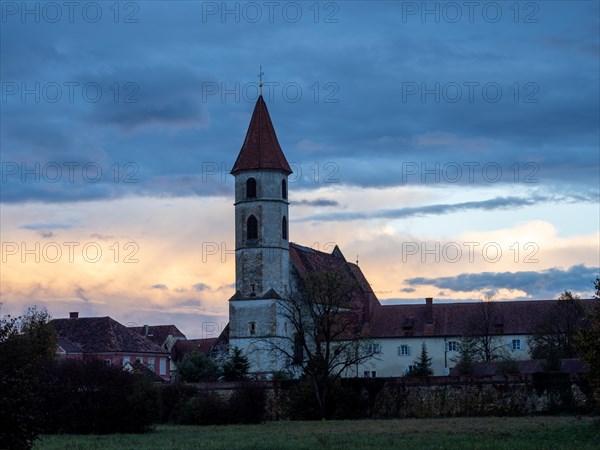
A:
1 1 598 339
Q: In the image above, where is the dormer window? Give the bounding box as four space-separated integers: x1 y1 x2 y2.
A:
281 179 287 199
247 215 258 240
246 178 257 199
282 216 288 240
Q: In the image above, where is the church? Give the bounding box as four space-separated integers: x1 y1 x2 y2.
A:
224 92 594 378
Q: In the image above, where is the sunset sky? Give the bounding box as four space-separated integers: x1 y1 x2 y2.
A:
1 1 598 338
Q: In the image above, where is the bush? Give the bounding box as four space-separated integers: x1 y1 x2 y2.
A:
41 358 159 434
229 382 267 424
173 392 229 425
158 382 198 423
176 352 219 382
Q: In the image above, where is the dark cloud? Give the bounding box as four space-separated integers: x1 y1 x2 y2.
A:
405 265 600 299
0 1 596 205
151 284 168 290
297 193 597 223
175 298 204 308
292 198 340 207
75 287 90 302
193 283 210 292
21 222 75 230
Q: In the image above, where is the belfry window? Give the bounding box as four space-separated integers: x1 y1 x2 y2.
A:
281 179 287 199
282 216 288 240
246 178 257 199
247 215 258 240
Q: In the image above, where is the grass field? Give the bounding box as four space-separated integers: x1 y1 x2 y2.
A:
34 416 599 450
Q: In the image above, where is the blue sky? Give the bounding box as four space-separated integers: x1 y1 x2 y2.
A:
1 1 598 337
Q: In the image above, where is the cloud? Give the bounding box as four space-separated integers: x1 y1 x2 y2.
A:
296 193 598 223
193 283 210 292
296 139 331 152
75 287 90 302
151 284 168 290
20 222 75 230
405 264 600 298
292 198 340 207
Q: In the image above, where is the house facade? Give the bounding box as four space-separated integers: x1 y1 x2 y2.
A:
51 312 172 381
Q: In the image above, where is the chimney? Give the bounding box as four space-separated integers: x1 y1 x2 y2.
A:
69 312 79 319
425 298 433 324
143 324 149 336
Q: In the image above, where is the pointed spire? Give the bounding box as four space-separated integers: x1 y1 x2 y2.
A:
231 95 292 174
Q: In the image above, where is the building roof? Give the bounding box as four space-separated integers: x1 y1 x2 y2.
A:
172 338 217 361
129 324 186 346
50 316 169 355
368 299 596 338
289 242 380 326
56 337 84 354
231 95 292 174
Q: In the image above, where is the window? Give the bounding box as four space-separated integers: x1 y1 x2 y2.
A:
398 345 411 356
136 357 143 363
371 371 377 378
159 358 167 376
403 365 415 375
511 339 523 351
249 321 256 335
363 371 370 378
104 359 112 366
367 343 382 354
247 215 258 240
281 179 287 199
282 216 288 240
123 356 131 365
246 178 257 199
445 341 460 352
147 357 155 372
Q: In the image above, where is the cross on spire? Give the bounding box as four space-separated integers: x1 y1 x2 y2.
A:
258 65 264 96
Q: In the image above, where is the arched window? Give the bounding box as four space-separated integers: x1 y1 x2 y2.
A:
247 215 258 240
281 179 287 199
246 178 257 199
282 216 288 240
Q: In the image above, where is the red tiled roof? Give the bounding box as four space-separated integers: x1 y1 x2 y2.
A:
289 242 380 325
231 95 292 174
369 299 596 338
129 324 186 346
57 337 83 354
50 316 169 354
172 338 217 361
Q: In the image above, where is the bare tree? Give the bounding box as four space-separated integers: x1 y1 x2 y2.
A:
463 297 507 362
528 290 587 370
268 269 379 418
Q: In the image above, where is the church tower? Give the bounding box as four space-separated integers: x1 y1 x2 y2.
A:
229 93 292 375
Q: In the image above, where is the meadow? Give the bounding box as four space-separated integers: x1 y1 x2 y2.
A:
34 416 599 450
